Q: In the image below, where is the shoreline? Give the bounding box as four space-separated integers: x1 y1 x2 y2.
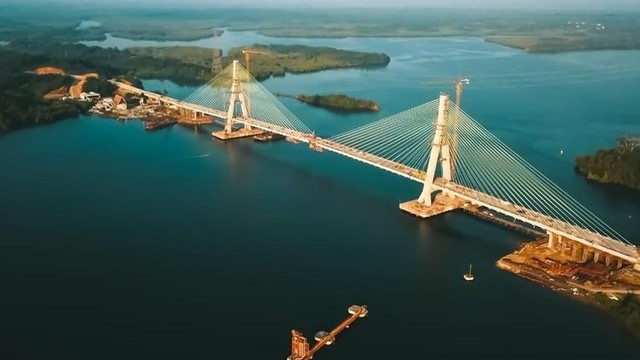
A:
497 240 640 339
77 31 640 54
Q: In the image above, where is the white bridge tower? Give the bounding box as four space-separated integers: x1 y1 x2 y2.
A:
224 60 252 133
417 93 453 206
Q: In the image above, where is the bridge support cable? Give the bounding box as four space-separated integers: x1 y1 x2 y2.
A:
182 65 237 115
329 100 439 172
182 62 313 134
447 101 632 245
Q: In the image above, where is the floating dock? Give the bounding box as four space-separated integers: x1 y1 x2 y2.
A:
253 132 285 142
212 128 265 140
287 305 368 360
144 117 177 131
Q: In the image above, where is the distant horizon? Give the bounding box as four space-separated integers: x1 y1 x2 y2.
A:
2 0 640 11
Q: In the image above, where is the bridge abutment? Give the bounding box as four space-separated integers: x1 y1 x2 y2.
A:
546 232 637 270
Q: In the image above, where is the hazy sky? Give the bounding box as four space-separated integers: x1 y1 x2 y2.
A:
16 0 640 10
209 0 639 9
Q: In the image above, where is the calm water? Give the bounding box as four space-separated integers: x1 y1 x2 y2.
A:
2 35 640 359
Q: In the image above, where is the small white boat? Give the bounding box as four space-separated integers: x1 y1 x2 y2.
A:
463 263 474 281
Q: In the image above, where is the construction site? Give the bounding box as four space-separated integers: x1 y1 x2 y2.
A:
498 238 640 301
287 305 368 360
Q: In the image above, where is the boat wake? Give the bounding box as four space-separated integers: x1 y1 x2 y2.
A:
165 153 211 162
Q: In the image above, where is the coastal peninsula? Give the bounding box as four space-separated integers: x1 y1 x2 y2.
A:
0 40 389 133
575 136 640 191
0 63 115 133
498 239 640 338
131 44 390 81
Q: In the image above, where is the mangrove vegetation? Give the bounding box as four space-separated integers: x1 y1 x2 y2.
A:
575 136 640 191
288 94 380 113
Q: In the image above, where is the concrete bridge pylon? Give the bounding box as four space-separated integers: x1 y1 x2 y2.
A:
225 60 252 133
418 93 453 206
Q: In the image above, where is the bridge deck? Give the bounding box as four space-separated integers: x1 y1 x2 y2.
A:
111 81 639 265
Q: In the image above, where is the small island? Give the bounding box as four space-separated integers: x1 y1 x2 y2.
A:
575 136 640 191
281 93 380 113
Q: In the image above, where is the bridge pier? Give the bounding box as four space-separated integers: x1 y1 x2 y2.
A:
571 244 580 260
399 193 468 219
213 60 263 140
605 254 613 267
547 232 556 248
401 94 466 217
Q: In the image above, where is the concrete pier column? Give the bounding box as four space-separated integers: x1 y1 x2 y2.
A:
594 252 601 264
563 241 572 256
634 263 640 272
605 255 612 267
571 244 579 259
547 233 556 249
582 249 591 263
617 259 623 269
576 246 585 263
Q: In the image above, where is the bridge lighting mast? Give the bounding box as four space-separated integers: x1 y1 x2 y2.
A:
450 77 469 177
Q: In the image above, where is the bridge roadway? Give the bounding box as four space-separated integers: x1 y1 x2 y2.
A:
112 81 640 265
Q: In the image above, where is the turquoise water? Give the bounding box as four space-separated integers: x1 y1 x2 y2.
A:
2 36 640 359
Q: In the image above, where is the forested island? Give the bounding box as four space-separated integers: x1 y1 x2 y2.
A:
575 136 640 191
282 94 380 113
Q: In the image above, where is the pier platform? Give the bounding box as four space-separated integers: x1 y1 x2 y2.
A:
399 194 468 218
212 128 265 140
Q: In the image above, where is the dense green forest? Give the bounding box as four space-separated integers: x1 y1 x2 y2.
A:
293 94 380 113
0 45 120 133
3 3 640 52
5 40 210 85
0 72 92 133
594 293 640 338
130 44 390 81
3 41 389 84
0 40 389 133
575 137 640 190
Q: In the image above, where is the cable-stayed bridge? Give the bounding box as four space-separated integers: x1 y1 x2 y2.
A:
111 60 640 270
